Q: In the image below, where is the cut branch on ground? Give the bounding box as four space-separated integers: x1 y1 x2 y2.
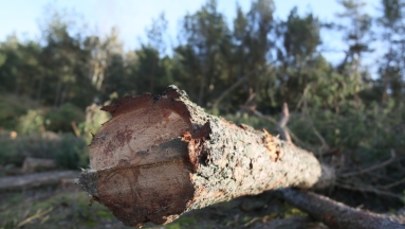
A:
0 170 79 192
276 188 404 229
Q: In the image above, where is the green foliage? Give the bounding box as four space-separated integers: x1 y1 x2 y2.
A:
0 0 401 114
79 104 110 144
54 134 88 169
17 109 45 134
0 95 38 130
0 191 117 229
224 112 277 132
0 136 21 166
133 46 173 93
0 37 43 95
44 103 84 133
0 134 88 169
282 7 320 61
227 100 405 166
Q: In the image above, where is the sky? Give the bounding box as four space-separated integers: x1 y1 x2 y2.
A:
0 0 381 66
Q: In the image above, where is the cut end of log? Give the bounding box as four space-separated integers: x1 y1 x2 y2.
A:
79 159 194 226
80 86 211 226
89 85 193 171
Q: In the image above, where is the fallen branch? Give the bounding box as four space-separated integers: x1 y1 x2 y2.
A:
383 176 405 189
22 157 57 173
17 207 53 228
79 86 334 227
335 182 403 200
276 188 404 229
242 106 313 150
212 76 247 110
340 150 396 178
277 103 292 143
0 170 79 192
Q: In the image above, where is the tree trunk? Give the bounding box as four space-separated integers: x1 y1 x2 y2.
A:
79 85 335 227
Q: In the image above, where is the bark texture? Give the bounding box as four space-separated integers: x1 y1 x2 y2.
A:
277 188 404 229
79 85 334 227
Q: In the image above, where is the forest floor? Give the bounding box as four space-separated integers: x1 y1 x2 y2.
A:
0 170 327 229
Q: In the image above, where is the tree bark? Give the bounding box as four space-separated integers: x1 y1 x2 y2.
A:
79 85 335 227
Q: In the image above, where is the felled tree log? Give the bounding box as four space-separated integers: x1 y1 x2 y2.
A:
79 85 334 227
277 188 404 229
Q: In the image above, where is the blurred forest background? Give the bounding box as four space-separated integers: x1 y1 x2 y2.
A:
0 0 404 228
